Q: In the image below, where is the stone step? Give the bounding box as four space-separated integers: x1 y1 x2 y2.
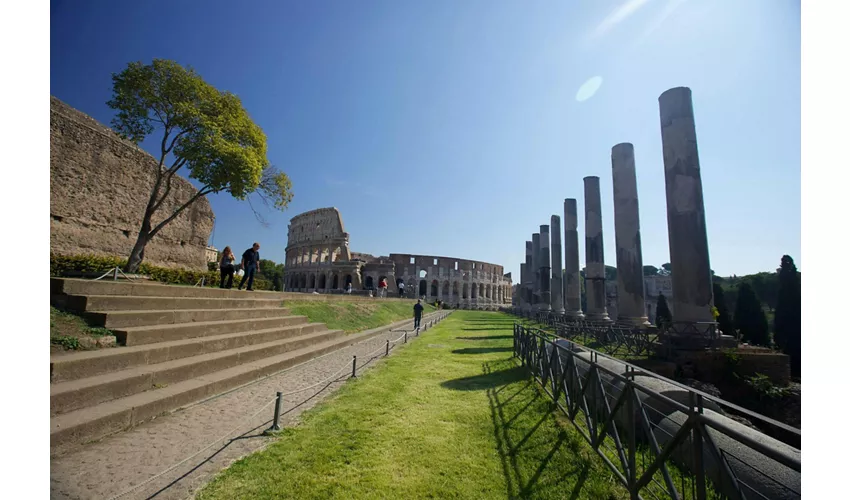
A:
50 329 356 456
50 327 344 416
68 294 284 312
111 314 310 347
50 320 325 383
87 307 293 329
52 278 285 299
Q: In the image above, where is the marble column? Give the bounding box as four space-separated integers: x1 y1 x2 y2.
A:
583 176 611 322
612 143 650 326
519 263 527 309
659 87 714 327
524 241 533 310
531 233 541 309
563 199 585 319
539 224 552 311
550 215 565 314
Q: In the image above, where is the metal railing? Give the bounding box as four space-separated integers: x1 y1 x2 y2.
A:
513 324 800 500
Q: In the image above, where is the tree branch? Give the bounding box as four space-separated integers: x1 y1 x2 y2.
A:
148 186 214 239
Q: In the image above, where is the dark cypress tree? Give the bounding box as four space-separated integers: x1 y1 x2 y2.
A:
734 282 770 346
774 255 801 375
655 293 672 328
712 283 735 336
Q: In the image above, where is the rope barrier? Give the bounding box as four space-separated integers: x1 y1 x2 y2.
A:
108 311 450 499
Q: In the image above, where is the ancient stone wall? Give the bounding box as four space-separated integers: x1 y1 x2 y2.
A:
50 97 214 271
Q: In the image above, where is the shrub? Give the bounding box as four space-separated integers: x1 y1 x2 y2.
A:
50 254 273 291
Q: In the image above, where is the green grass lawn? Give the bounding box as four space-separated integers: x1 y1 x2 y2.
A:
50 306 115 352
196 311 629 500
284 300 436 333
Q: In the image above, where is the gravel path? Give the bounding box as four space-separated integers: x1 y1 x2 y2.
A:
50 311 450 500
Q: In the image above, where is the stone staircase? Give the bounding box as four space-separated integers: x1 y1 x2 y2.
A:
50 278 355 456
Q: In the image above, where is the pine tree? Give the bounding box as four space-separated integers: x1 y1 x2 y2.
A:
655 293 672 329
712 283 735 336
734 282 770 346
774 255 801 375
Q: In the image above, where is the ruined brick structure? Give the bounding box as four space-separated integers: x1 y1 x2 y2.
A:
50 97 214 270
284 207 512 309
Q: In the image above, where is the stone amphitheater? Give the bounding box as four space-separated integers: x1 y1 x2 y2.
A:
283 208 512 309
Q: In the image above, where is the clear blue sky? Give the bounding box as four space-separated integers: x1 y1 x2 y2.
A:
50 0 800 279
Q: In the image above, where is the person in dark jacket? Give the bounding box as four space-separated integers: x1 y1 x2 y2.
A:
219 246 236 289
413 299 424 329
238 242 261 291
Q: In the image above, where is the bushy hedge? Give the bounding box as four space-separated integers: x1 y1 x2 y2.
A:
50 254 273 290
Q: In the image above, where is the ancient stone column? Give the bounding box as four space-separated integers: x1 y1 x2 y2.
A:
519 262 527 309
524 241 533 311
539 225 552 311
612 143 650 326
583 176 611 322
563 199 585 319
531 233 541 309
659 87 714 328
550 215 565 314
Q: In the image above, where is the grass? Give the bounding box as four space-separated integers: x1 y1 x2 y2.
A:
284 300 436 333
513 317 651 362
50 306 115 352
197 311 629 500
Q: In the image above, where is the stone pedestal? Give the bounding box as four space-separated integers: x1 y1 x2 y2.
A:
550 215 565 314
583 176 611 322
659 87 714 331
611 143 650 326
539 224 552 311
563 199 585 319
531 233 541 310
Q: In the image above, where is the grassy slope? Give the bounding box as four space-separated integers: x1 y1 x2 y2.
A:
50 306 114 352
285 300 436 333
197 311 628 500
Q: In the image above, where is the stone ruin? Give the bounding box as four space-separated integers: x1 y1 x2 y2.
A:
50 97 214 271
283 207 513 309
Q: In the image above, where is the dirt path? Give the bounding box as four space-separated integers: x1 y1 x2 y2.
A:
50 312 446 500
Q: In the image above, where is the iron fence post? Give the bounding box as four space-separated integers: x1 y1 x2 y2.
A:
351 355 357 378
627 367 637 499
404 331 408 344
385 339 390 357
113 266 119 281
264 391 283 434
694 393 707 500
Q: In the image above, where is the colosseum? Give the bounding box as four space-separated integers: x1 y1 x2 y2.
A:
283 207 512 310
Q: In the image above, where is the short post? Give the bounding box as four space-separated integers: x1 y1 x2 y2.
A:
112 267 119 281
404 331 408 344
351 355 357 378
264 391 283 435
385 339 390 356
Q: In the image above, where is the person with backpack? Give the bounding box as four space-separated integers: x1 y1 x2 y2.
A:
413 299 424 328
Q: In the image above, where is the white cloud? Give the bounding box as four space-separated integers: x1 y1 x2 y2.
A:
591 0 652 39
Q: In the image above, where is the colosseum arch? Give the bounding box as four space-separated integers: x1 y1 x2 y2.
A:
318 274 326 290
332 274 339 290
442 281 449 298
430 280 438 297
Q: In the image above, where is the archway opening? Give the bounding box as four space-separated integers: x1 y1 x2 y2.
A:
309 274 316 289
345 274 353 286
332 274 339 290
419 269 427 279
442 281 449 297
318 274 326 290
471 284 477 299
365 276 374 289
419 279 427 297
463 283 469 299
430 280 438 297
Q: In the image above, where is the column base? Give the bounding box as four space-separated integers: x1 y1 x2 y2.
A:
619 316 652 327
554 307 566 315
564 310 585 320
584 312 612 323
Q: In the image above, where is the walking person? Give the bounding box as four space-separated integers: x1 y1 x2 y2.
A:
238 242 261 291
378 278 388 298
218 246 236 289
345 282 352 294
398 281 405 298
413 299 424 329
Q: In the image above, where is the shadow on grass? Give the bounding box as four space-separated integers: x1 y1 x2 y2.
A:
455 335 514 341
461 327 513 331
451 347 513 355
440 365 528 391
484 359 615 500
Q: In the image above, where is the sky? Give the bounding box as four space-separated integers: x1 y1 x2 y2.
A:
50 0 801 280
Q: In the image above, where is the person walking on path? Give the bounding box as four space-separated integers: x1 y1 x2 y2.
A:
398 281 405 298
413 299 424 329
378 278 388 298
218 246 236 289
238 242 261 291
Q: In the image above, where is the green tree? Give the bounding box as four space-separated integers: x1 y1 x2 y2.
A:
712 283 735 336
107 59 294 273
734 282 770 346
655 293 672 329
643 265 659 276
259 259 286 291
774 255 801 375
659 263 672 276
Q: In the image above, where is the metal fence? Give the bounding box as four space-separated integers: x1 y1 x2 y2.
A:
513 324 801 500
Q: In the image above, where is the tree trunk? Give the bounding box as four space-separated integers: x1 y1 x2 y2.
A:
124 216 152 274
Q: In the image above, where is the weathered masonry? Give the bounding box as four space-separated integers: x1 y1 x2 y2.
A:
283 207 512 309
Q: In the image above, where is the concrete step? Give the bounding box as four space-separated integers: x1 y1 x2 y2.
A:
86 307 293 329
50 327 344 416
111 314 310 347
50 320 325 383
67 295 284 312
52 278 285 299
50 329 354 456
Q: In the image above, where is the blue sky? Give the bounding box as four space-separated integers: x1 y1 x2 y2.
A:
50 0 800 279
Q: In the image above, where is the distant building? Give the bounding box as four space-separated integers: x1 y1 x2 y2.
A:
205 246 219 264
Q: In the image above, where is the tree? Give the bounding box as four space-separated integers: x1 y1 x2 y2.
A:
655 293 672 328
259 259 286 291
774 255 801 375
712 283 735 336
107 59 294 273
659 263 672 276
643 265 659 276
734 282 770 346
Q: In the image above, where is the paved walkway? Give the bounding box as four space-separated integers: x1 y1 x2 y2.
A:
50 311 448 500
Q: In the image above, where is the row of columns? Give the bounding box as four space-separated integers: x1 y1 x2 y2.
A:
517 87 715 331
287 245 345 267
